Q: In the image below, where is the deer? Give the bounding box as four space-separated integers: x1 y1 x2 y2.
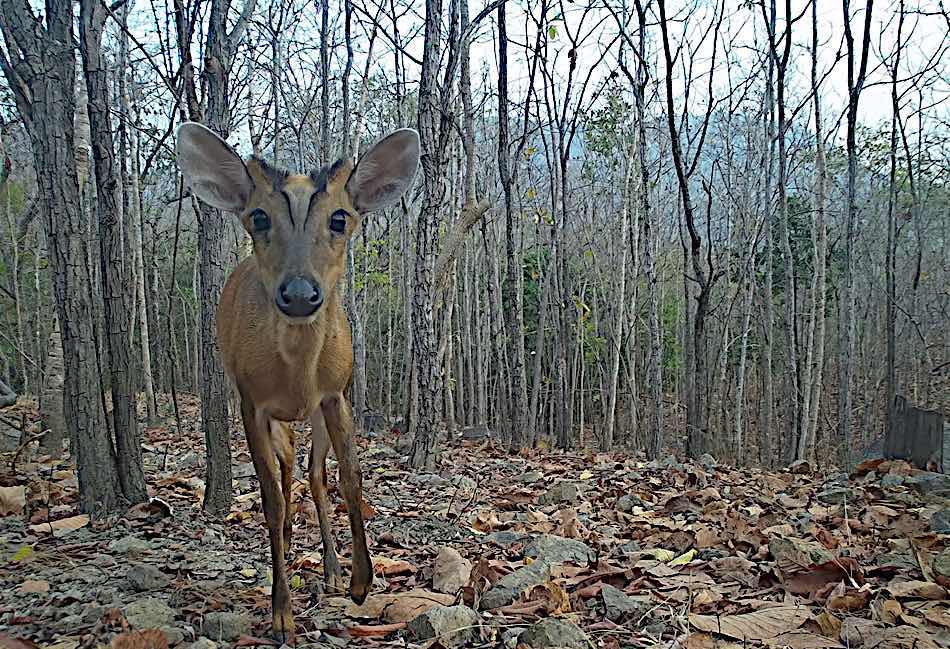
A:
175 122 420 643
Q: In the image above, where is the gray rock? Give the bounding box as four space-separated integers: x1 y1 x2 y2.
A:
817 487 859 505
601 584 651 623
128 563 171 592
538 481 580 505
125 597 175 628
201 611 251 642
179 451 200 469
617 541 642 556
907 472 950 496
109 536 153 555
934 549 950 578
881 474 906 488
407 605 480 647
190 639 218 649
524 534 595 565
480 561 551 610
617 494 645 512
484 531 530 548
517 618 589 649
699 453 717 470
517 471 543 483
461 426 493 441
931 509 950 533
412 473 450 487
160 627 185 646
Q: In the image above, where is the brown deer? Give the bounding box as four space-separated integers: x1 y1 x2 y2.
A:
175 122 420 642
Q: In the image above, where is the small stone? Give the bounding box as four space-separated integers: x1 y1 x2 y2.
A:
788 460 812 474
128 563 171 592
617 494 644 512
161 627 185 645
538 481 580 505
201 611 251 642
517 471 542 483
600 583 651 623
817 487 859 505
933 549 950 578
480 561 551 610
881 474 905 488
517 618 589 649
125 597 175 628
524 534 595 565
452 475 477 491
179 451 200 469
699 453 717 470
407 605 480 647
484 531 530 548
433 546 473 594
109 536 153 555
190 639 218 649
931 509 950 534
412 473 450 487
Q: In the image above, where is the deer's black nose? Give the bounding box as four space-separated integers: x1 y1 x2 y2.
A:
276 276 323 318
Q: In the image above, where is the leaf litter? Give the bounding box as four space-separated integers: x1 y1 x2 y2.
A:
0 395 949 647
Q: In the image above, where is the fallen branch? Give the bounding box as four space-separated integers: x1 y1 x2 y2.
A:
434 198 490 296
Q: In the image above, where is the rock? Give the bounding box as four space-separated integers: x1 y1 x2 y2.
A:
128 563 170 592
109 536 153 555
484 531 530 548
600 583 651 623
201 611 251 642
881 474 905 488
161 627 185 645
125 597 175 628
699 453 717 470
931 509 950 534
179 451 200 469
617 541 641 556
517 470 543 483
233 462 256 478
617 494 645 512
452 475 477 491
480 560 551 610
407 605 480 647
517 618 589 649
933 549 950 578
412 473 450 487
817 487 859 505
190 639 218 649
461 426 493 441
788 460 812 474
524 534 595 565
433 546 473 594
907 472 950 496
538 481 580 505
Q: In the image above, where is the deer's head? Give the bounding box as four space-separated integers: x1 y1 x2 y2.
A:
175 123 419 324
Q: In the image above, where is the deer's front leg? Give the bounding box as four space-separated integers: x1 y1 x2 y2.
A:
309 410 344 594
321 393 372 604
241 402 295 643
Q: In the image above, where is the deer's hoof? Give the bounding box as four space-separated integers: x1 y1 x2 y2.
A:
271 609 296 645
349 579 370 605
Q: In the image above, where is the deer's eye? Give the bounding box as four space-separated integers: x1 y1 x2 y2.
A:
251 209 271 232
329 210 347 234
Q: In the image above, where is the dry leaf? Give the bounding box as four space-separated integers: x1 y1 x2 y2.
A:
345 589 454 623
826 581 871 612
110 630 168 649
28 514 89 537
372 555 416 576
346 622 407 638
432 546 472 594
0 486 26 517
765 631 844 649
887 580 948 600
871 598 902 624
689 605 810 641
923 607 950 628
815 611 841 638
17 580 49 594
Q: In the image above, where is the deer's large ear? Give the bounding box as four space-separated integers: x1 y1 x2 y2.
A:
175 122 253 212
346 128 420 213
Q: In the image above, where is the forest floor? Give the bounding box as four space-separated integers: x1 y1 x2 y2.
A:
1 395 950 649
